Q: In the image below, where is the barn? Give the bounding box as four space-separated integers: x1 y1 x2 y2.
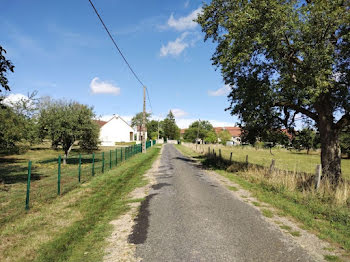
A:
95 115 135 146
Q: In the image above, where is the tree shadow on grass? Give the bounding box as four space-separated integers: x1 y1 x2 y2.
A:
0 165 44 184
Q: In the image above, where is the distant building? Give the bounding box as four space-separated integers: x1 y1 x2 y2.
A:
214 126 242 145
134 125 148 143
95 115 135 146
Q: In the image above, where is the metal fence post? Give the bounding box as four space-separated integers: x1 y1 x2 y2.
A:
58 155 61 195
25 160 32 210
110 150 112 169
78 154 81 183
102 152 105 173
115 148 118 165
92 153 95 176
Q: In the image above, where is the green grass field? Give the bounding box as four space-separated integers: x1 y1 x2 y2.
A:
0 143 141 230
190 144 350 180
0 145 160 262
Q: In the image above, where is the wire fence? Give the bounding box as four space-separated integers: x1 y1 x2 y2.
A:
23 140 156 211
182 143 350 180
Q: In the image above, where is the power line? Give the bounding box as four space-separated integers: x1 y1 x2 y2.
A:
88 0 154 116
88 0 145 87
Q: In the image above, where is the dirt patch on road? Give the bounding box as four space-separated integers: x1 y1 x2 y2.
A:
103 147 162 262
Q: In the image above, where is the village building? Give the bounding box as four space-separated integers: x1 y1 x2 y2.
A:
214 126 242 145
95 115 136 146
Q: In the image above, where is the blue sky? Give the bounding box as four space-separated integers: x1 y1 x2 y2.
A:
1 0 239 128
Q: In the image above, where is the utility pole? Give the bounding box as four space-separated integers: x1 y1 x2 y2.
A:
142 86 146 153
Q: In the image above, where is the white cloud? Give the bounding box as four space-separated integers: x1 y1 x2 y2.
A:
184 0 190 8
2 93 30 106
160 32 189 57
208 85 232 96
167 7 202 31
90 77 120 95
171 108 188 118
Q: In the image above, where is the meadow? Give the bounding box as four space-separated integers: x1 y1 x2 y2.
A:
0 143 160 262
0 142 139 230
188 143 350 180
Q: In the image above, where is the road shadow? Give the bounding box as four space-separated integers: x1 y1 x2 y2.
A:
128 193 158 244
151 183 171 190
174 156 197 163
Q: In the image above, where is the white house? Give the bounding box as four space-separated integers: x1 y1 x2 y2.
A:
95 115 135 146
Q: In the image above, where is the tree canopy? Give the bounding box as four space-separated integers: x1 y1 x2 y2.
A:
0 45 14 94
38 100 99 164
163 111 180 140
218 130 231 145
197 0 350 184
131 112 151 128
183 120 215 142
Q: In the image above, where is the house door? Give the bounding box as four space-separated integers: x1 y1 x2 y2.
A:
130 132 133 141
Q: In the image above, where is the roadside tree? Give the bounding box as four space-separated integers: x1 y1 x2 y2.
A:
197 1 350 184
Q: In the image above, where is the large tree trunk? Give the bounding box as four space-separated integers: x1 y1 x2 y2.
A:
318 115 342 185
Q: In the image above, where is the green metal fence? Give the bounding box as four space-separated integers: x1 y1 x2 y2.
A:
24 144 144 210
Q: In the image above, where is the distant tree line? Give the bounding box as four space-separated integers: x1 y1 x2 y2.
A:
131 110 181 141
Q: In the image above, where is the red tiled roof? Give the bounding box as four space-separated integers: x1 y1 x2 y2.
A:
214 127 242 137
180 128 187 134
94 120 107 128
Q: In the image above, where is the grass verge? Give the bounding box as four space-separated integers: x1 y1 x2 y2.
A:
1 146 160 262
175 144 350 256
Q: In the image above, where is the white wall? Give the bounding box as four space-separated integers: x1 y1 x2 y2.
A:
99 116 134 146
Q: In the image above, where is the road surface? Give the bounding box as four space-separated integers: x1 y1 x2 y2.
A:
128 144 315 262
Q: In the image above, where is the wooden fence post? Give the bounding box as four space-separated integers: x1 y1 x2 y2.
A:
230 152 233 163
269 159 275 173
219 149 222 159
246 155 248 165
315 164 322 190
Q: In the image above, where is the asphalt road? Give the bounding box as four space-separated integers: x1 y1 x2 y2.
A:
129 144 315 262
